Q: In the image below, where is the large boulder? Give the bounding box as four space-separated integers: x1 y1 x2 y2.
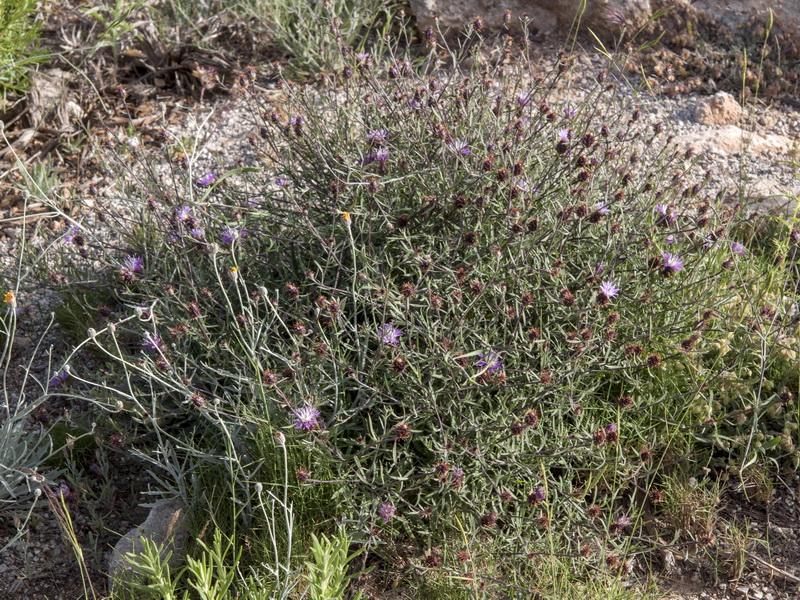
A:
689 0 800 33
408 0 799 39
408 0 652 39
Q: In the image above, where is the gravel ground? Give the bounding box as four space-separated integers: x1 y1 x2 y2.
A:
1 40 800 600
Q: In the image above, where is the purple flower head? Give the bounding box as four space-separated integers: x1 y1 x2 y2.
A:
661 252 684 274
63 226 81 244
703 235 715 249
517 93 532 107
449 466 465 489
596 202 611 216
292 404 321 431
408 99 422 109
599 281 619 299
563 106 577 119
49 370 70 387
189 227 205 240
604 423 618 435
176 205 191 222
517 180 539 194
378 322 403 346
531 486 546 505
447 139 471 155
56 482 76 502
367 129 388 144
121 255 143 273
557 128 571 142
614 513 631 528
356 52 371 61
379 503 396 523
655 204 668 216
219 227 246 244
374 148 390 163
666 234 675 245
290 114 303 125
142 332 164 352
731 242 746 256
274 175 291 187
475 351 503 374
198 173 217 187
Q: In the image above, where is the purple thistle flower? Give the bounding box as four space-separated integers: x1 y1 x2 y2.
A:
378 322 403 346
290 115 303 125
56 482 76 501
655 204 668 216
517 93 532 107
122 255 143 273
49 370 70 387
599 281 619 299
189 227 205 240
63 226 81 244
731 242 746 256
661 252 684 274
374 148 389 163
275 175 290 187
142 332 164 352
447 139 471 155
563 106 577 119
219 227 246 244
176 205 191 222
475 351 503 374
613 513 632 529
449 466 464 489
198 173 217 187
557 129 571 142
665 234 675 244
604 423 618 435
596 202 611 215
529 486 546 505
379 503 396 522
367 129 388 144
292 404 321 431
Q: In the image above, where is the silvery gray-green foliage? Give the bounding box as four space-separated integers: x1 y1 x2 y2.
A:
43 24 800 595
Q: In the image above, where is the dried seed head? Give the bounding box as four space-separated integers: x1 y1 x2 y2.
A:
394 422 411 441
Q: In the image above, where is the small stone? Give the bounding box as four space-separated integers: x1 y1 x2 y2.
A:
107 499 189 591
12 336 32 350
695 91 743 126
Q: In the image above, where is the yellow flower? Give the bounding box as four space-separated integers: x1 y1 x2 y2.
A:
342 212 351 223
228 266 238 273
3 291 14 304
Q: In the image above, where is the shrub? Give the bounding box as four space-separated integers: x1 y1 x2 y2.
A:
44 29 799 593
0 0 46 102
241 0 399 75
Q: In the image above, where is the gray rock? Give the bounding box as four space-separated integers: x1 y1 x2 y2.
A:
107 499 190 590
407 0 800 41
408 0 652 39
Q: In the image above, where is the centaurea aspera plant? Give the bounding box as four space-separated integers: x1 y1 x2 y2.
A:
44 26 800 597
